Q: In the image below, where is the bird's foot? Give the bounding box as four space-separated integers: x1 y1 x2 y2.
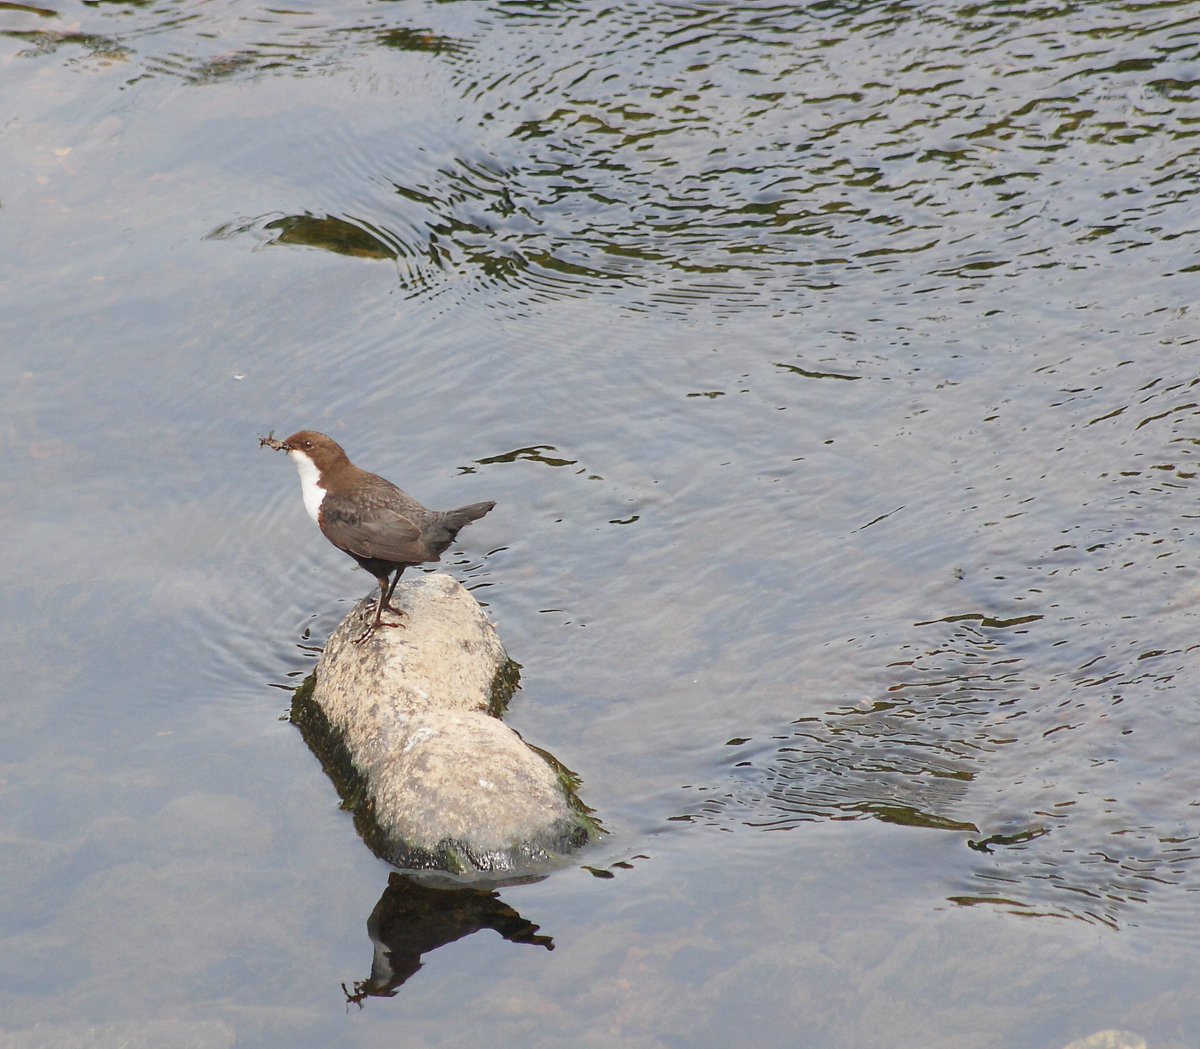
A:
351 609 406 644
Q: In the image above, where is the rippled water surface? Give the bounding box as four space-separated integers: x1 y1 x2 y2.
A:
3 1 1200 1046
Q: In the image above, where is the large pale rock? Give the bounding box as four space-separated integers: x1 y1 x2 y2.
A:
292 574 596 875
315 573 512 724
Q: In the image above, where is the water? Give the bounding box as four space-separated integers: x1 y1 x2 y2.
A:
2 1 1200 1046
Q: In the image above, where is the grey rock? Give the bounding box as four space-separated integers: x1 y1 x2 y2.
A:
294 574 596 876
315 573 511 724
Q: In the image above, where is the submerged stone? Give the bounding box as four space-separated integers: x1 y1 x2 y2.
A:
291 574 597 876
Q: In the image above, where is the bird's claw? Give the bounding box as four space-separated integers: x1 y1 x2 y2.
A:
351 614 406 645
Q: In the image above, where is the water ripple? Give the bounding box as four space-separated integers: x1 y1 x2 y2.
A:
12 0 1190 314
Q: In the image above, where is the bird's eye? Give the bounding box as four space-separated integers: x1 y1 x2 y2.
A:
303 440 312 449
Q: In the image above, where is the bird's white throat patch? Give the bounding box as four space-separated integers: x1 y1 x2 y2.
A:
290 450 325 523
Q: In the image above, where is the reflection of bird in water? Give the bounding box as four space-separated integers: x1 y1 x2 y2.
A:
344 873 553 1004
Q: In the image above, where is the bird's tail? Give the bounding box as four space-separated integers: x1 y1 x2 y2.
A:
429 500 496 557
446 500 496 531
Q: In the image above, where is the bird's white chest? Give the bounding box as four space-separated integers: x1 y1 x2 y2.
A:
290 450 325 524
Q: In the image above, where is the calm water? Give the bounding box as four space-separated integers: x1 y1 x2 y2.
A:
3 1 1199 1046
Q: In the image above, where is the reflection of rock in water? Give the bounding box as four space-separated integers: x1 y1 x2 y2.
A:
344 872 553 1004
679 611 1200 932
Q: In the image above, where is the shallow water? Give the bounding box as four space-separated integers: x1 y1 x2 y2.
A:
3 1 1200 1046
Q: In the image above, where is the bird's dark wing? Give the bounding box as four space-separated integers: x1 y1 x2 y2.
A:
318 482 430 565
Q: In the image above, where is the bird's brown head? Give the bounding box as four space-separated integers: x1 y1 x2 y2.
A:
280 431 351 473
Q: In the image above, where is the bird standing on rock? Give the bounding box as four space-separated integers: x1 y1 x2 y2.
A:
262 430 495 644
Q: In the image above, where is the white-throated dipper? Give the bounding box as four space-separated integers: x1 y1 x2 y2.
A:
261 430 495 644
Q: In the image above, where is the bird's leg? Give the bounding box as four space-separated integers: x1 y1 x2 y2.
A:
380 567 406 616
352 571 407 644
353 577 391 644
352 586 386 644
